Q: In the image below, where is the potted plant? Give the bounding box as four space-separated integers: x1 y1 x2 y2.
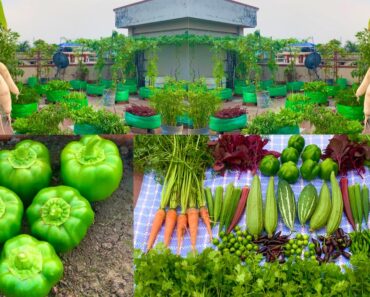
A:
149 87 186 134
27 76 38 88
335 89 364 121
285 49 304 92
209 107 247 133
45 80 71 103
303 81 328 104
187 88 221 134
125 105 161 130
61 91 88 110
11 84 39 118
268 83 288 98
70 59 89 91
118 78 137 94
285 93 312 112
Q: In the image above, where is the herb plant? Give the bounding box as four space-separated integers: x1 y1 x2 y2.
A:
304 81 327 93
47 80 71 91
12 84 40 104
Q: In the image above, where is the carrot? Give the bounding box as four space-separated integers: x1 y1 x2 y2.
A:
163 209 177 247
227 187 250 234
176 213 187 254
340 178 356 230
200 206 213 240
187 208 199 252
146 209 166 251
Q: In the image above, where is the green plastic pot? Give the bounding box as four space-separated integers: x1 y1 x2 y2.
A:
234 80 247 95
86 84 105 96
325 85 339 97
304 91 328 104
287 81 304 92
242 85 256 94
218 88 233 100
336 78 347 90
268 85 287 97
74 123 103 135
139 87 153 99
70 80 87 91
176 115 194 127
27 77 38 88
100 80 113 89
118 83 137 94
260 80 273 90
336 104 364 121
273 125 300 134
11 102 38 118
46 90 70 103
243 92 257 104
125 112 161 129
116 90 129 102
209 114 248 132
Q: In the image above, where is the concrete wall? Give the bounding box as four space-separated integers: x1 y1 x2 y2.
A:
154 45 189 80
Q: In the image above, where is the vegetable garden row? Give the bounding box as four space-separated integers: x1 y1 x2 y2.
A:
134 134 370 296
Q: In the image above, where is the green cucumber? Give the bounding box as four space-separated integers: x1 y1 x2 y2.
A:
264 176 278 238
277 180 296 231
326 172 343 235
310 182 332 232
246 175 263 239
298 183 318 226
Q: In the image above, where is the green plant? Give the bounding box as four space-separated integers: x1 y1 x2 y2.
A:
27 185 94 252
63 91 86 101
47 80 71 91
27 39 57 79
147 48 159 87
149 87 186 126
353 27 370 81
12 84 40 104
287 93 309 102
76 59 89 81
317 39 346 80
187 88 221 129
335 89 363 106
0 28 23 78
303 81 327 93
212 48 225 88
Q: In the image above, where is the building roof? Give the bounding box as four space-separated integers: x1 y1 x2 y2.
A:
114 0 258 29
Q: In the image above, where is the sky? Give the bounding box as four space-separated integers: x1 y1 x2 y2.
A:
3 0 369 44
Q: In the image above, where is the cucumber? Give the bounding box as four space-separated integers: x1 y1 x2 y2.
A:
298 183 318 226
264 176 278 238
246 175 263 239
326 171 343 235
310 182 332 232
277 180 296 231
213 186 224 223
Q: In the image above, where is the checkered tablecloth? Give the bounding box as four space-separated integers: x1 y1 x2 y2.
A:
134 135 370 266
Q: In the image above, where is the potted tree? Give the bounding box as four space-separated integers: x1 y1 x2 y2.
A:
335 89 364 121
303 81 328 105
209 106 247 133
11 84 39 118
187 88 221 135
149 86 186 135
45 80 71 103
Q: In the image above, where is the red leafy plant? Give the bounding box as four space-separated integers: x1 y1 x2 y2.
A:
214 107 246 119
126 105 157 117
322 135 370 177
208 135 280 175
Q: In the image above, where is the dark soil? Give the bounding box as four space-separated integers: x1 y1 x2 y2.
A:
0 136 133 297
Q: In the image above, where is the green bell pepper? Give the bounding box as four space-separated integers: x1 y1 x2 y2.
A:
0 234 63 297
300 160 321 181
301 144 322 162
259 155 280 176
0 187 23 244
280 147 299 164
319 158 339 181
288 135 305 154
61 135 123 202
26 186 95 253
0 140 52 205
278 161 300 184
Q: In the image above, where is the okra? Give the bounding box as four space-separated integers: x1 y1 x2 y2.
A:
363 185 369 225
205 188 214 220
213 186 224 224
349 185 359 228
355 184 363 227
219 183 234 233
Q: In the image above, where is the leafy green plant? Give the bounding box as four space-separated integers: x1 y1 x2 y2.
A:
0 28 23 78
317 39 346 80
11 84 40 104
335 89 364 106
353 27 370 81
149 87 186 126
47 80 71 91
286 93 309 103
187 89 221 129
27 39 57 79
146 48 159 87
304 81 327 93
63 91 86 101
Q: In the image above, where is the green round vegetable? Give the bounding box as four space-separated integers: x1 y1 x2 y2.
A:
281 147 299 164
0 140 52 205
61 135 123 202
319 158 339 181
300 159 321 181
0 187 23 244
288 135 305 154
0 234 63 297
278 161 300 184
26 186 95 253
259 155 280 176
301 144 322 162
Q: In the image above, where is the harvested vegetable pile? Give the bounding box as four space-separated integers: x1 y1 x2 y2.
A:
214 107 245 119
126 105 157 117
208 135 280 174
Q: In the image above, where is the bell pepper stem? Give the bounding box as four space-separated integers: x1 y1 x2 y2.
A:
83 137 101 161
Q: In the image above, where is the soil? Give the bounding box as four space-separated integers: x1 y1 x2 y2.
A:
0 135 133 297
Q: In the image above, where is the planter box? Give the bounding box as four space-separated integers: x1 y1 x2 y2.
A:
139 87 153 99
11 102 38 118
304 91 328 104
287 81 304 92
70 80 87 91
336 104 364 121
260 79 273 90
217 88 233 100
86 84 105 96
46 90 70 103
125 112 161 129
209 114 247 132
273 125 300 134
268 85 287 97
27 77 38 88
243 92 257 104
116 90 130 102
74 123 103 135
